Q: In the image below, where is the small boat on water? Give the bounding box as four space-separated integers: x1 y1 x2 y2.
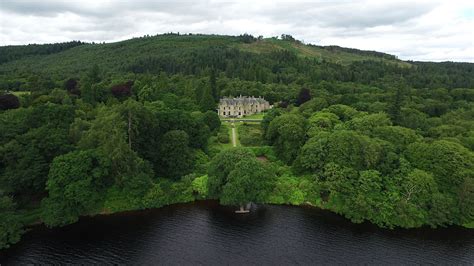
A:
235 203 252 213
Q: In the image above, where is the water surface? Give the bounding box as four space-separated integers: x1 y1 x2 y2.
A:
1 201 473 265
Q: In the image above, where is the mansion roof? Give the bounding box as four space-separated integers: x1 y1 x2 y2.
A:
219 96 268 106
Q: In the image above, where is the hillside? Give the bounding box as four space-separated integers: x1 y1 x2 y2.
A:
238 37 411 67
0 34 407 74
1 34 472 94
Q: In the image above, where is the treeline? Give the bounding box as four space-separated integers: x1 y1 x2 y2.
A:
126 48 474 90
0 41 86 65
262 93 473 227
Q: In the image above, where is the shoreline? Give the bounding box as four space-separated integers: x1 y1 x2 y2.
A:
3 199 471 253
22 199 473 231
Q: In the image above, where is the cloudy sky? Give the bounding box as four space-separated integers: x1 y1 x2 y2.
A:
0 0 473 62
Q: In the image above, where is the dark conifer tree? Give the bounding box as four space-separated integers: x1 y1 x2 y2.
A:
199 86 216 112
210 68 218 101
389 87 403 125
88 64 101 84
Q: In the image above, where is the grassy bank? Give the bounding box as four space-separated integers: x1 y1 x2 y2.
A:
463 221 474 229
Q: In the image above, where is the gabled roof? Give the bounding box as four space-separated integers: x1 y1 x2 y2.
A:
219 96 268 105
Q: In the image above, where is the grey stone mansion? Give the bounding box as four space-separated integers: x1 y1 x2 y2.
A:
218 96 271 118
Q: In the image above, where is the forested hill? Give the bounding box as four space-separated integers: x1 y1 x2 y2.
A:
0 41 86 65
0 33 473 93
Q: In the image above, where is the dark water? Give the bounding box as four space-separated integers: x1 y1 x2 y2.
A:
1 201 473 265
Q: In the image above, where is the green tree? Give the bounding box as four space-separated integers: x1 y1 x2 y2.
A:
405 140 474 225
80 64 103 104
207 148 255 198
371 126 422 152
322 104 359 122
395 169 438 227
199 86 216 112
158 130 194 179
298 98 329 117
398 107 429 131
202 110 221 133
350 170 386 224
220 158 275 208
307 111 340 137
137 84 159 102
266 113 306 163
210 68 218 101
346 113 392 134
294 130 387 173
388 87 403 124
155 108 211 151
41 150 110 227
0 126 72 197
319 163 358 204
80 82 99 104
88 64 101 84
77 103 155 196
0 196 24 249
458 177 474 223
405 140 474 192
261 108 281 137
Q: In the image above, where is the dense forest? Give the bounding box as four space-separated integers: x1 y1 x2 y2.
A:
1 33 473 249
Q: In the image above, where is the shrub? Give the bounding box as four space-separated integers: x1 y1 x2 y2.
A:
192 175 209 198
216 125 230 144
267 175 305 205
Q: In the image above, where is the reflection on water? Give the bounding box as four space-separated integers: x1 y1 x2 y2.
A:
1 201 473 265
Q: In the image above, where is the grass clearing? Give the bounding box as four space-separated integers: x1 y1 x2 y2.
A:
242 112 265 120
7 91 31 96
219 112 266 122
237 39 411 67
237 122 264 147
232 122 241 147
209 123 234 153
464 221 474 229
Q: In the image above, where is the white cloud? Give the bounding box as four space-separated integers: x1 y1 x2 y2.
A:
0 0 473 62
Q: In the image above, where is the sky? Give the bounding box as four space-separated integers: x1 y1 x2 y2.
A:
0 0 473 62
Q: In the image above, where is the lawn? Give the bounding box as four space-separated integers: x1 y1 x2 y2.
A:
209 123 234 152
232 122 241 147
242 112 265 120
10 91 31 96
464 221 474 229
237 122 264 147
209 120 264 153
